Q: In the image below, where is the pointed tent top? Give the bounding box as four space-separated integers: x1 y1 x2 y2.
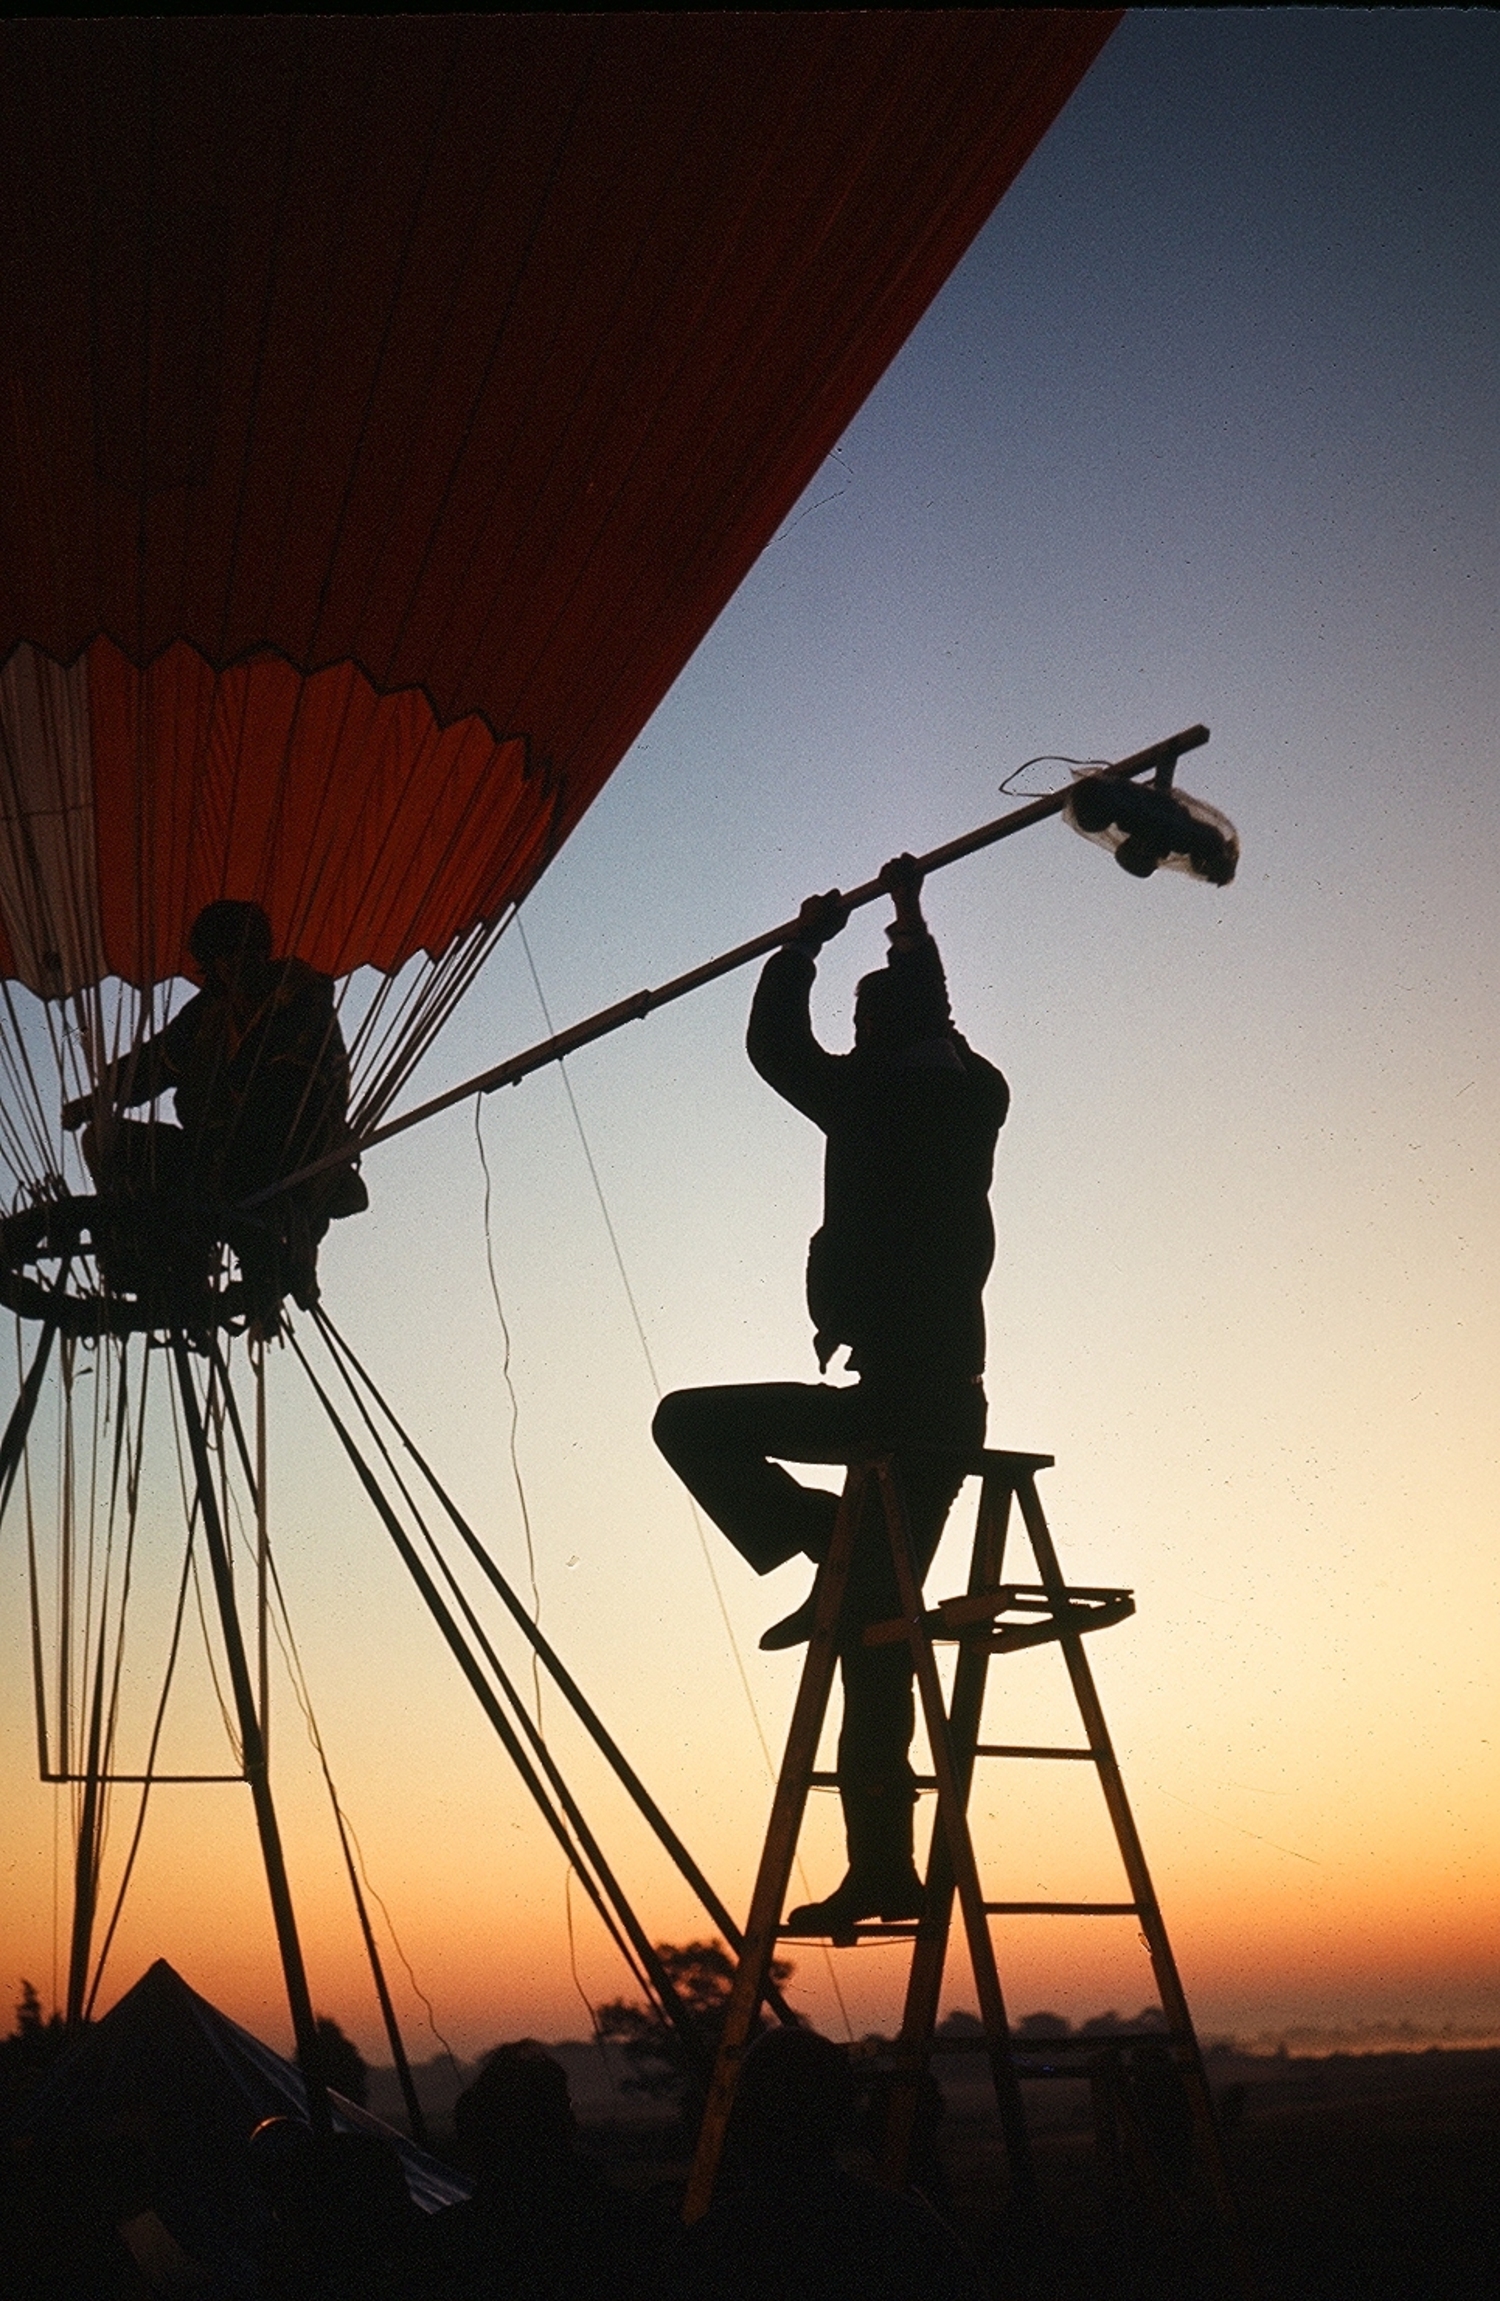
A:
10 1960 466 2292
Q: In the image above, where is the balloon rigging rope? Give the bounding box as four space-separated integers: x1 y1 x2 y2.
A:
289 1321 664 2018
304 1323 662 2013
190 1337 461 2105
0 979 57 1187
276 1640 464 2087
308 1303 801 2026
472 1094 614 2040
20 1326 171 2021
98 1349 147 1817
473 1097 544 1722
253 1489 458 2115
162 1360 242 1767
85 1482 200 2020
507 921 853 2039
57 1345 73 1790
513 916 779 1767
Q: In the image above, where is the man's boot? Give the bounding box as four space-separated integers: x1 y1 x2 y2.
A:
758 1584 820 1650
782 1787 924 1937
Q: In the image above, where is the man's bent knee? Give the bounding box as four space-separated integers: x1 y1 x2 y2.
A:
652 1388 707 1472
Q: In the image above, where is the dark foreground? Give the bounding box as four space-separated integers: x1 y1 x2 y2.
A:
6 2034 1495 2297
978 2046 1499 2301
563 2045 1498 2301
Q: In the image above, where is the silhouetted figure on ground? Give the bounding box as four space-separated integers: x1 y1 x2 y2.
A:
430 2040 653 2300
4 2114 207 2300
672 2028 985 2301
654 858 1007 1932
250 2119 438 2301
856 2063 954 2221
62 901 365 1326
1123 2038 1197 2201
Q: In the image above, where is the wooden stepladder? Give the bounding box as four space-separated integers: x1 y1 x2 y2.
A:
683 1448 1240 2249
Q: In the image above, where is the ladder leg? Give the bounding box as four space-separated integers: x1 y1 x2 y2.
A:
880 1465 1013 2187
683 1464 866 2222
875 1462 1036 2209
1012 1472 1244 2246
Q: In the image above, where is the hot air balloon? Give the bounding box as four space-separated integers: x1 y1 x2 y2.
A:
0 9 1123 2130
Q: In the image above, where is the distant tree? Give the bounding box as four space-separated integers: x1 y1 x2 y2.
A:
11 1980 68 2058
1016 2010 1071 2040
313 2014 369 2106
0 1981 71 2118
1078 2005 1166 2038
597 1941 796 2120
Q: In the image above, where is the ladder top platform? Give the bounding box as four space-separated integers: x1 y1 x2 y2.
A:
836 1446 1055 1473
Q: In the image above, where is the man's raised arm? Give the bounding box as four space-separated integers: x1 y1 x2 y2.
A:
746 890 848 1122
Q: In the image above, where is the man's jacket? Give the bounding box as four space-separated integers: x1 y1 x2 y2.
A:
120 959 349 1196
747 936 1008 1383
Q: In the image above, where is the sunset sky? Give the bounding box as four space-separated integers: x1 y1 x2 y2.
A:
2 10 1497 2065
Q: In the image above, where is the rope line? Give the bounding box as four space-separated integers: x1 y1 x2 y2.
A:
512 926 848 2036
288 1325 668 2031
473 1098 543 1721
195 1337 456 2110
309 1307 792 1994
259 1541 432 2142
513 919 779 1770
294 1317 707 2065
84 1506 199 2018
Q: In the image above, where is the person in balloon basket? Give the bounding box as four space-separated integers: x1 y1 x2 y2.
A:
653 856 1007 1935
61 901 367 1322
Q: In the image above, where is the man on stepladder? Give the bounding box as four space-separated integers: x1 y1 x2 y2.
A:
654 856 1008 1935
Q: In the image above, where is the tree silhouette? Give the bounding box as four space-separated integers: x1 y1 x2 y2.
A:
597 1941 796 2110
0 1982 70 2121
313 2013 369 2106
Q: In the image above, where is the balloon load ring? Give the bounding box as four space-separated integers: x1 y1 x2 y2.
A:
0 1189 307 1338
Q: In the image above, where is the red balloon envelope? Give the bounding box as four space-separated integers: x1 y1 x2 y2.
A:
0 12 1116 1000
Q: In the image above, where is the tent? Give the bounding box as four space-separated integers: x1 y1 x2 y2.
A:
5 1959 467 2295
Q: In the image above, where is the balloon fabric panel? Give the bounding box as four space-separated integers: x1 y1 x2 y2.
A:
85 642 534 988
0 13 1119 996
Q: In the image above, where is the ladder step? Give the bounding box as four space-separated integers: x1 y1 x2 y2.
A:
776 1923 924 1945
864 1586 1134 1648
816 1753 1097 1785
984 1900 1139 1917
974 1743 1096 1761
983 1597 1135 1655
808 1770 940 1790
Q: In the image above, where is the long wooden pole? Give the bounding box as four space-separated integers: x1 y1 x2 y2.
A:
247 723 1209 1206
171 1336 332 2136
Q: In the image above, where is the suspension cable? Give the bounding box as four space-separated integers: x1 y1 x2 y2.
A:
85 1499 200 2018
286 1327 677 2039
309 1303 797 2028
201 1338 444 2136
299 1318 714 2066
